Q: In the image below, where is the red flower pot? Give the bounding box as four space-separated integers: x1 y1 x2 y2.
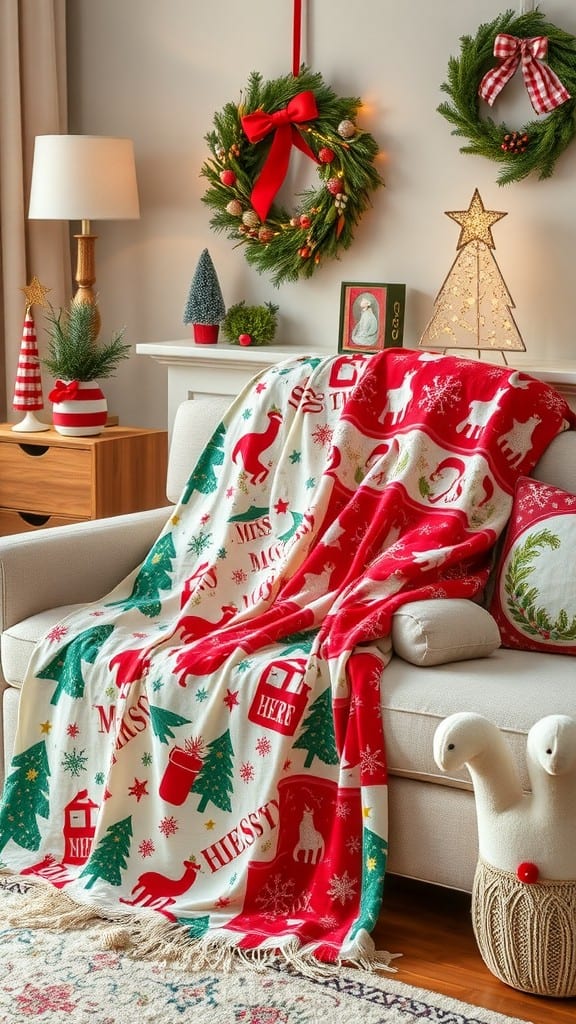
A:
193 323 219 344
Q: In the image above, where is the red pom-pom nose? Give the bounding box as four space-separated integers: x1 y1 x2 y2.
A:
517 861 539 884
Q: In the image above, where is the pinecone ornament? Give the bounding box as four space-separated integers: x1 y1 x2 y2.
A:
501 131 529 155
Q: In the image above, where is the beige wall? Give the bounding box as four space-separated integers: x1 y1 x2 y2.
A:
64 0 576 428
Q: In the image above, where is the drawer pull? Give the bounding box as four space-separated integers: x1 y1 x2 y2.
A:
19 444 49 457
18 512 50 527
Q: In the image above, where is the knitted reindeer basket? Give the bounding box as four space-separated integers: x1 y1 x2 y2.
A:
472 858 576 998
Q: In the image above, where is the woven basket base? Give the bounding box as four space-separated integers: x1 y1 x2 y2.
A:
472 858 576 998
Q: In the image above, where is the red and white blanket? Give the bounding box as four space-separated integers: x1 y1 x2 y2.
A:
0 349 573 968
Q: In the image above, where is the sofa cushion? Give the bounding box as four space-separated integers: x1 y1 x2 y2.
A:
1 604 82 688
391 599 500 666
490 476 576 655
381 647 576 793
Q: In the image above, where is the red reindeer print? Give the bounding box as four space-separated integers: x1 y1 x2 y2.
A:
176 603 238 643
232 409 283 485
119 858 201 913
109 648 151 689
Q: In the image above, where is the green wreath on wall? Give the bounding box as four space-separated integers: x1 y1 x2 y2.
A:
201 67 384 286
438 8 576 184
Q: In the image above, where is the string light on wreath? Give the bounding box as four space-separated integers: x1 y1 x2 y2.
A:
438 8 576 184
200 66 384 286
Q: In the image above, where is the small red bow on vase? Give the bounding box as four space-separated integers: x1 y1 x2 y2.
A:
241 90 320 221
478 34 571 114
48 379 80 403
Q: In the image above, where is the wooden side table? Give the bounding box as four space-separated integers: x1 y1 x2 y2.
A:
0 424 168 535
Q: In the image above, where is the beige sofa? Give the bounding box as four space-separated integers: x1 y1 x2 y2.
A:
1 397 575 893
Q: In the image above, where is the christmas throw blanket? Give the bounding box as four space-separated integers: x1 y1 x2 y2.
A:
0 350 573 969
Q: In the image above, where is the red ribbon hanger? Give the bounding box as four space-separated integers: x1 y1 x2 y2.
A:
241 0 319 222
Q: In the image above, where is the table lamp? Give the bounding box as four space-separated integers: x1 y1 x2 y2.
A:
28 135 140 337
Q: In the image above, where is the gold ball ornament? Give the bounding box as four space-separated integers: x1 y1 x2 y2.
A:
242 209 260 229
226 199 243 216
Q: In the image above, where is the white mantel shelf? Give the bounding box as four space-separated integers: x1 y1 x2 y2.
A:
136 340 576 434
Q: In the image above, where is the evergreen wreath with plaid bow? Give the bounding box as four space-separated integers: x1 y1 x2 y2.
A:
201 67 384 286
438 8 576 184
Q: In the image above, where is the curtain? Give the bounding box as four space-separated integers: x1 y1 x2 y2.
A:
0 0 70 422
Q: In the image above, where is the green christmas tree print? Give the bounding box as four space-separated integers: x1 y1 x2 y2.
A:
182 421 226 503
0 741 50 853
107 533 176 617
80 815 133 889
192 729 234 813
176 914 210 939
292 687 339 768
149 704 192 744
349 827 388 940
36 624 115 706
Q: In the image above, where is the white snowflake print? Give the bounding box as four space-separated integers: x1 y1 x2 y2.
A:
139 838 155 858
519 481 554 511
46 623 69 643
346 835 361 855
256 873 295 918
158 816 179 837
360 744 386 776
419 375 462 414
240 761 255 783
327 870 357 906
336 802 352 819
255 736 272 757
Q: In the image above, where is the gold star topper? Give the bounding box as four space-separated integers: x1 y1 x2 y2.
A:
20 276 51 311
446 189 507 250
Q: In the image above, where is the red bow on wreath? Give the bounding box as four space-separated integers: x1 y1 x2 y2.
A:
48 379 80 403
478 33 571 115
241 90 319 221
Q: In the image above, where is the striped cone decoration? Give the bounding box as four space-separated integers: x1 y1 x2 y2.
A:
49 379 108 436
13 311 44 411
11 311 49 432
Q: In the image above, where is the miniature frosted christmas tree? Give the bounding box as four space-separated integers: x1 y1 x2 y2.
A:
419 189 525 361
12 276 52 432
183 248 226 344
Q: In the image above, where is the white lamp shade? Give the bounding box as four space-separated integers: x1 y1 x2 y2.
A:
29 135 140 221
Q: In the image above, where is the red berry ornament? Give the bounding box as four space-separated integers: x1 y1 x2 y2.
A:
517 861 539 884
318 147 335 163
220 169 237 186
239 333 252 346
326 177 344 196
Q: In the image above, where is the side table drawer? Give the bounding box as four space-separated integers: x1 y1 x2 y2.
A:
0 509 85 535
0 442 92 517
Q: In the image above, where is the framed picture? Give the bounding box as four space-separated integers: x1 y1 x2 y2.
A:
338 282 406 354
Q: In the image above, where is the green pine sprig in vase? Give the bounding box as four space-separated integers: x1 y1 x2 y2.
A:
43 301 131 436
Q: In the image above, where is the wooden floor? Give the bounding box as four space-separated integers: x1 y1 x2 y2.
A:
373 875 576 1023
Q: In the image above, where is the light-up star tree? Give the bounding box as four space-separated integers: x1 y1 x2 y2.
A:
419 189 525 362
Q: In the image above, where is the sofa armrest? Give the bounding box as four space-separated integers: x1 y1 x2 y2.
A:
0 506 172 631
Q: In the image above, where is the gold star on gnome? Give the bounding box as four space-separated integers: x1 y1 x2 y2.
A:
446 188 507 250
20 275 51 310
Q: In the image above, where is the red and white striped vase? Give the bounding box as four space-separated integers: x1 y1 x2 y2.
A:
48 379 108 436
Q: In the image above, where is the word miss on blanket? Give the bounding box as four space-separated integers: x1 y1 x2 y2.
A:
0 349 573 971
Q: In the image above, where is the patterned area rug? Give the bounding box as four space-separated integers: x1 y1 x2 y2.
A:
0 880 532 1024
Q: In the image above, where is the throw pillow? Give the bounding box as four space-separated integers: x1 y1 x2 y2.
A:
490 476 576 654
391 598 501 666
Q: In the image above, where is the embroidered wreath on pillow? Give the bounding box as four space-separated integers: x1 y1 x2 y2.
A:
200 67 384 286
438 9 576 184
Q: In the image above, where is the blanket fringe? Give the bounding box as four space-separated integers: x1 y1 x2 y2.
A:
2 873 399 978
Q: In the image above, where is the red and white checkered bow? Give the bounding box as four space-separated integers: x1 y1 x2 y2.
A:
478 33 570 115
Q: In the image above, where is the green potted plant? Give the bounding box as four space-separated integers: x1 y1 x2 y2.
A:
183 248 226 344
221 300 279 347
43 301 130 436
